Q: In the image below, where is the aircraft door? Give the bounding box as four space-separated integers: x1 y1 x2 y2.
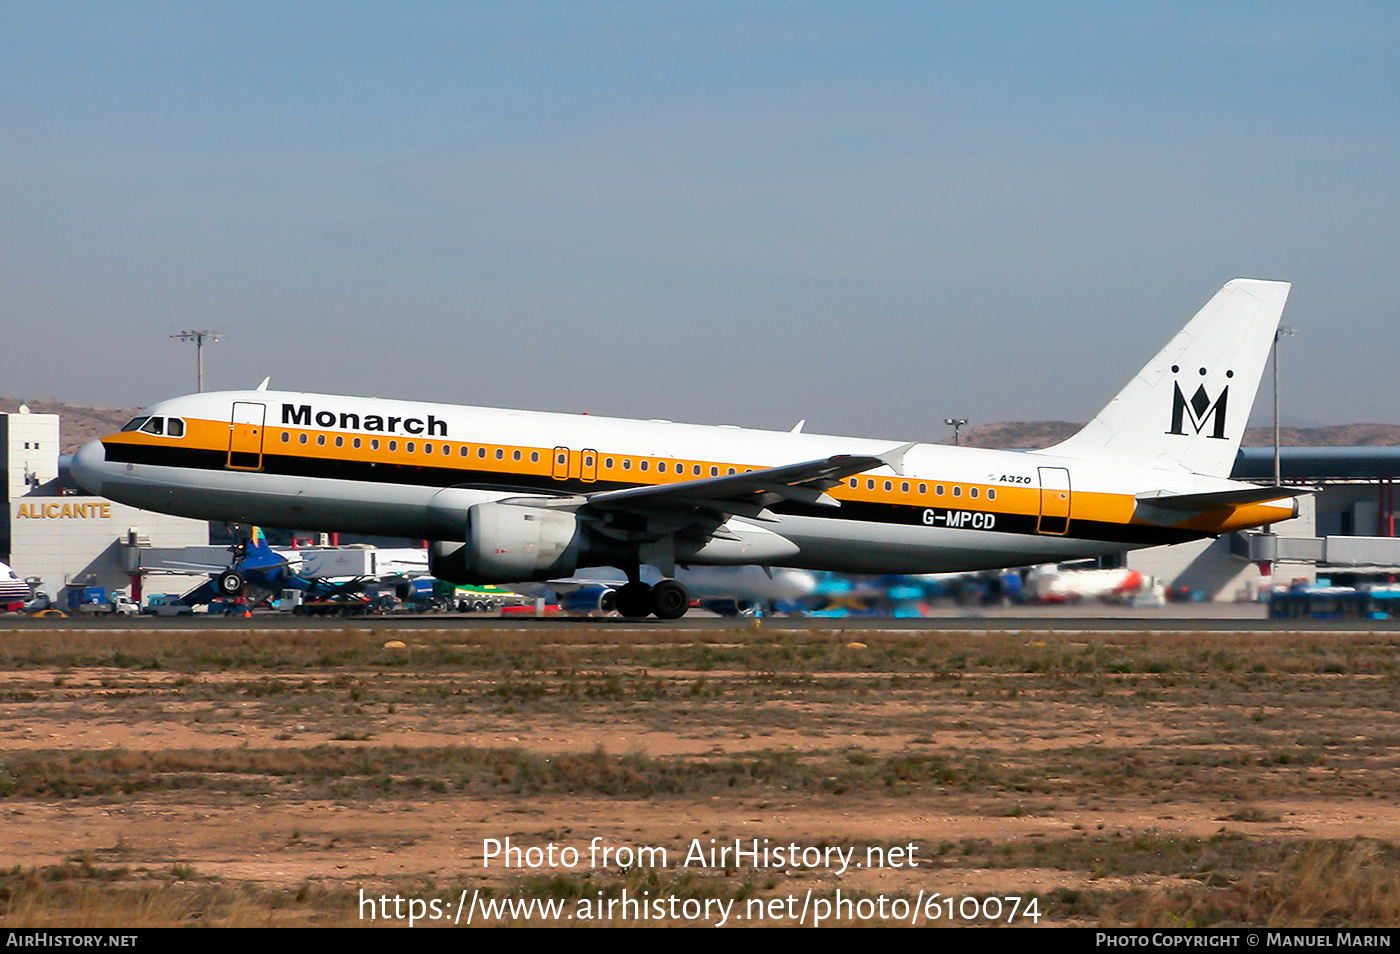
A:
552 446 570 480
581 448 598 483
1037 467 1072 535
228 402 266 470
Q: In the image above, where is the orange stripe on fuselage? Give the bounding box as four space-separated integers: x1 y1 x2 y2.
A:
105 417 1289 533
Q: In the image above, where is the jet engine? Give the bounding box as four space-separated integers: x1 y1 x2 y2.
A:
429 501 582 584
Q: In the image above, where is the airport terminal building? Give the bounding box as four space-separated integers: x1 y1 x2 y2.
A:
2 409 208 601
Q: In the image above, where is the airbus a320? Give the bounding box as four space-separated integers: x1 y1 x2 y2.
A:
72 279 1304 619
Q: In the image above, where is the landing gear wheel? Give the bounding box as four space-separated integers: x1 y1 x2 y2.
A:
216 570 244 596
650 579 690 620
614 581 653 619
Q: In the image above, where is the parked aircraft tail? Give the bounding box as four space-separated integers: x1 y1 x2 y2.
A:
1041 278 1290 478
243 526 282 567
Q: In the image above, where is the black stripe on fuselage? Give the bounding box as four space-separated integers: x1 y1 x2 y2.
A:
101 440 1199 548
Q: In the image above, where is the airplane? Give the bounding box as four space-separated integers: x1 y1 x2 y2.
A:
1023 564 1149 604
0 562 32 609
163 527 431 605
71 279 1306 620
155 526 312 604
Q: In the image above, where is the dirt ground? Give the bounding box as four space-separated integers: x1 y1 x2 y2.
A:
2 617 1399 927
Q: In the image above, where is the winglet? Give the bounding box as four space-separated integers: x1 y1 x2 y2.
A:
256 377 271 391
877 442 918 476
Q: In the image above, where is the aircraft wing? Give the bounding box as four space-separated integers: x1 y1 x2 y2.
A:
505 449 910 522
587 454 886 518
485 447 915 574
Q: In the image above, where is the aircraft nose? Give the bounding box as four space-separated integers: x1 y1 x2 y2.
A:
71 439 108 495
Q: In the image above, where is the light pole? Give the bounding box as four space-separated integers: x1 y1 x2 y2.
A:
1272 326 1296 486
171 330 223 392
944 418 968 446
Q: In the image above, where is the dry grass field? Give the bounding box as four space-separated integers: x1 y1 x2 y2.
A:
1 619 1399 927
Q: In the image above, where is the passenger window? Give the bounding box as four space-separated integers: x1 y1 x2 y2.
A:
406 441 414 452
280 432 290 443
317 435 326 446
336 436 344 447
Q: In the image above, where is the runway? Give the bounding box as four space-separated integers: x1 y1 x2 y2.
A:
4 600 1397 633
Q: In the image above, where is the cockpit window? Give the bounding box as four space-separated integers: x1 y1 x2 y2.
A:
122 416 185 437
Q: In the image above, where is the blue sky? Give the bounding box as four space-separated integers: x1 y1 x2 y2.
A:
4 2 1397 437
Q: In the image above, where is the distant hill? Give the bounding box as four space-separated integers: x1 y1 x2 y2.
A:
956 421 1400 450
0 400 140 455
4 398 1399 455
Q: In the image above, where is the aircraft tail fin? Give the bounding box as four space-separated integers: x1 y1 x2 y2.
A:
242 527 285 569
1039 279 1290 478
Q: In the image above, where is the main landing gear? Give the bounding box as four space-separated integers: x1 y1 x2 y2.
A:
612 579 690 620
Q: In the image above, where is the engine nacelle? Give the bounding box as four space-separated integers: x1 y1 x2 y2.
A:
429 502 582 584
558 584 615 615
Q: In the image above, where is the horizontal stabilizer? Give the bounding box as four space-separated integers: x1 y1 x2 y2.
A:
1133 485 1309 526
1135 486 1311 511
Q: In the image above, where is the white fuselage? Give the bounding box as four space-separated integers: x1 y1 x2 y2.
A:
71 388 1292 577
